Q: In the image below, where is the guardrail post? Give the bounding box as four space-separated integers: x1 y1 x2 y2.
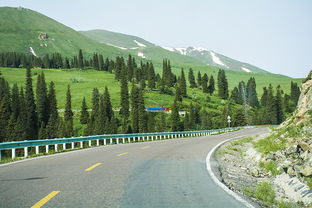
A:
55 144 58 152
96 139 99 146
122 138 125 143
128 137 130 143
89 140 92 147
35 146 39 154
0 150 1 161
104 139 106 145
116 138 119 144
80 141 83 148
12 148 16 159
46 145 49 153
63 143 66 150
24 147 28 158
71 142 74 149
110 138 113 144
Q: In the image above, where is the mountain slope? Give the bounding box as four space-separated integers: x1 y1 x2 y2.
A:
81 30 269 74
0 7 127 58
80 30 207 66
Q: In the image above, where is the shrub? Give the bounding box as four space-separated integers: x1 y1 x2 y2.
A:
259 161 282 176
255 181 276 207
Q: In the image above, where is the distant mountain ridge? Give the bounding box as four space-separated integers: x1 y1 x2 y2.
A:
81 29 269 74
160 46 268 73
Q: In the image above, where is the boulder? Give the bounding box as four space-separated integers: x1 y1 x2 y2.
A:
287 166 296 176
38 32 48 40
285 145 297 155
299 164 312 176
298 142 311 152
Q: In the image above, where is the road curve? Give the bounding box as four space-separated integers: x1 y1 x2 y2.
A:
0 127 269 208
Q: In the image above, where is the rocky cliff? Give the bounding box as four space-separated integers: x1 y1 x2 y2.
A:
216 71 312 207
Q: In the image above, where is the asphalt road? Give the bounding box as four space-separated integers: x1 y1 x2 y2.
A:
0 127 269 208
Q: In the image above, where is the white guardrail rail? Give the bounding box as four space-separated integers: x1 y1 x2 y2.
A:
0 125 276 161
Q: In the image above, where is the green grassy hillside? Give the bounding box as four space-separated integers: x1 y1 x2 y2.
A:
0 67 301 110
0 7 127 58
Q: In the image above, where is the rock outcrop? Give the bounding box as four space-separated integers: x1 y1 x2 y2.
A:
215 71 312 207
38 32 48 40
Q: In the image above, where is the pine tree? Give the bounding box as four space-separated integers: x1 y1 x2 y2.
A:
0 93 11 141
94 94 106 134
114 56 125 81
175 83 182 102
180 68 187 97
230 87 240 104
64 58 71 69
137 87 148 132
93 53 100 70
217 69 229 99
80 97 89 124
275 85 284 124
261 87 268 107
171 100 180 131
202 73 209 93
45 82 59 139
120 71 129 119
188 103 196 129
147 62 156 89
197 71 202 88
103 86 113 122
64 85 73 137
11 83 20 120
36 72 49 128
130 84 139 133
78 49 84 69
127 55 134 81
161 59 174 88
99 54 104 70
246 77 259 107
208 75 215 95
265 84 277 124
283 94 292 113
233 107 246 126
188 68 197 88
290 81 300 108
183 113 190 130
200 110 212 130
25 68 38 139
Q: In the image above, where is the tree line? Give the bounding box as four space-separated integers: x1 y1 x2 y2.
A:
0 50 301 144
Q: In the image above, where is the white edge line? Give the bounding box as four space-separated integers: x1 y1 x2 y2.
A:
206 134 255 208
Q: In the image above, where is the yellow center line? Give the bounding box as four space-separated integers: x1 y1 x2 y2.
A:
140 145 150 149
85 162 102 172
117 152 128 157
31 191 60 208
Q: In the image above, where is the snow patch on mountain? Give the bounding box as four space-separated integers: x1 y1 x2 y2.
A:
138 52 146 58
134 40 146 47
161 46 175 52
29 47 37 57
189 46 208 52
209 51 228 68
106 43 127 50
175 47 187 55
241 67 252 73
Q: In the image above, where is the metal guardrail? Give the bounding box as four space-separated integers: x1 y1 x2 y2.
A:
0 125 277 160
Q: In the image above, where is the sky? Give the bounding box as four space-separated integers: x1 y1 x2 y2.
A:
0 0 311 78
